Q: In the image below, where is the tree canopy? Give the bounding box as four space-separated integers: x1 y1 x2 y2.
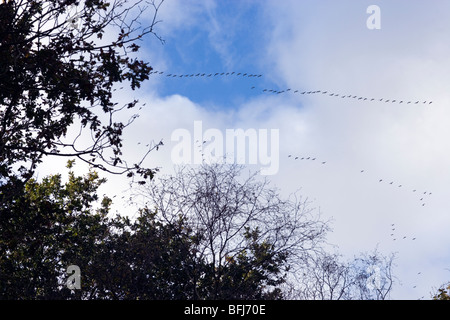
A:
0 0 162 206
0 162 291 299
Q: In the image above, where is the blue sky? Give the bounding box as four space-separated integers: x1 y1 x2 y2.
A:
148 1 268 108
38 0 450 299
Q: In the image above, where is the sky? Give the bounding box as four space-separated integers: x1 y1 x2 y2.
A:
37 0 450 299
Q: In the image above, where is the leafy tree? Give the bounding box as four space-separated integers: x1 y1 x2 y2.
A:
0 0 163 205
433 282 450 300
0 161 111 299
0 162 290 299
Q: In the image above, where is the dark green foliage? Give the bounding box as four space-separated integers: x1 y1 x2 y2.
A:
0 0 161 204
0 166 287 299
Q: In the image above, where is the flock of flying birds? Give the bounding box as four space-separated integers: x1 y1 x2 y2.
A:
258 88 433 105
149 69 433 105
286 153 432 207
149 70 263 78
286 153 428 295
151 69 433 297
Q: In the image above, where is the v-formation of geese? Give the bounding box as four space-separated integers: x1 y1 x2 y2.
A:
389 223 423 292
288 154 432 207
389 223 417 242
260 88 433 105
289 152 428 292
149 70 263 78
149 70 433 105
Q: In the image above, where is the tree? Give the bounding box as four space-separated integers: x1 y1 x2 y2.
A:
0 0 164 205
0 161 202 299
1 162 292 299
294 250 396 300
136 163 330 299
0 161 111 299
433 282 450 300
